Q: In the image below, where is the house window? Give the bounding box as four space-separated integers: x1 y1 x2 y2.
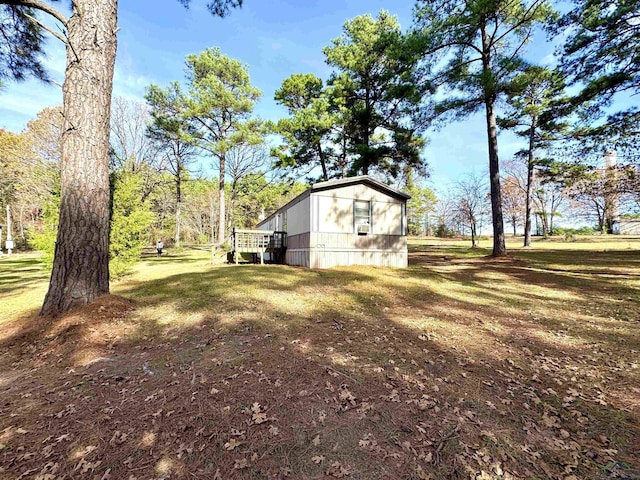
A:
282 211 287 232
354 200 371 234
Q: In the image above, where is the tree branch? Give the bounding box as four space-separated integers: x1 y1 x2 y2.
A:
23 12 67 44
492 0 546 47
0 0 69 25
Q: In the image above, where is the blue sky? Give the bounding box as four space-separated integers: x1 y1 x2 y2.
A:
0 0 558 192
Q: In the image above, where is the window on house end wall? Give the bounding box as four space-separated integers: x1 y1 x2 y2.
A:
354 200 371 234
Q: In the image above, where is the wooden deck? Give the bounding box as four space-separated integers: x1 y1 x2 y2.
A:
229 229 287 264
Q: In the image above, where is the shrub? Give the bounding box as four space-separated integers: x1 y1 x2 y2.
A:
110 173 155 278
435 223 455 238
28 195 60 269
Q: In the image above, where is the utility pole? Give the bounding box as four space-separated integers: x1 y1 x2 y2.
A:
5 206 13 255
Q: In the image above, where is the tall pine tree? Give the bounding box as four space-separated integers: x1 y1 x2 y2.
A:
414 0 554 256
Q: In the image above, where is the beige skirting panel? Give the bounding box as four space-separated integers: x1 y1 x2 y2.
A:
309 249 407 269
286 249 311 268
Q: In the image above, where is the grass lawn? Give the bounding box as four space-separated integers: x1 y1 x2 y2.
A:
1 237 639 479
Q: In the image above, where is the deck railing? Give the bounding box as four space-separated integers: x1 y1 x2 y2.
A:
230 229 287 264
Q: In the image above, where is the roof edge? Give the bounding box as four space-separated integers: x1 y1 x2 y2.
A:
256 175 411 229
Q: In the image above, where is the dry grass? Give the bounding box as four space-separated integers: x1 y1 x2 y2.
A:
0 238 639 480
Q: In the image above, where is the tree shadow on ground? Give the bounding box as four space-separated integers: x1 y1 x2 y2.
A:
0 256 50 296
0 247 639 479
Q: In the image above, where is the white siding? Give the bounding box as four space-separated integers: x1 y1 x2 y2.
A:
287 196 310 235
373 202 402 235
312 184 403 235
315 195 354 233
619 220 640 234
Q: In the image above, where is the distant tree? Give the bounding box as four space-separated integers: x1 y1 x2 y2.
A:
453 172 490 247
0 0 243 317
433 193 461 237
0 129 28 211
145 86 199 248
110 97 163 201
553 153 639 233
186 48 263 244
501 176 525 236
180 178 218 244
148 48 263 244
23 106 63 166
405 171 437 236
413 0 554 256
226 144 268 231
499 66 566 246
324 11 427 178
532 177 566 236
19 107 62 243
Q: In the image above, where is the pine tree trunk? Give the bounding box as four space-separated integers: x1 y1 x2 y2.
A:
175 202 181 247
175 167 182 247
317 144 328 181
524 117 536 247
484 100 507 257
40 0 118 317
481 24 506 257
209 192 215 243
218 153 226 244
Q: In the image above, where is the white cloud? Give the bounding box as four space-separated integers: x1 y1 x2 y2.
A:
0 80 62 132
112 68 152 101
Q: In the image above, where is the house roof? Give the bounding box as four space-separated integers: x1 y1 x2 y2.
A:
310 175 411 200
256 175 411 228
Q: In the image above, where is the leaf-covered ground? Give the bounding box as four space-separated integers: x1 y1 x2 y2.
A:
1 239 639 479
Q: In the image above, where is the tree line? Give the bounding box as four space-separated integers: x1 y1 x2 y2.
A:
0 99 306 270
0 0 638 316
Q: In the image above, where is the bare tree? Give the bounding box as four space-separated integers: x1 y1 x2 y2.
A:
110 97 164 200
532 176 566 236
502 176 526 236
453 172 491 248
226 144 268 231
434 192 461 237
155 135 198 247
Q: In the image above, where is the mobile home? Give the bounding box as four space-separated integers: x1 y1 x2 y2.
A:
255 175 410 268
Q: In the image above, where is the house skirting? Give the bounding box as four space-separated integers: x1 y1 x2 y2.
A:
285 248 407 269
